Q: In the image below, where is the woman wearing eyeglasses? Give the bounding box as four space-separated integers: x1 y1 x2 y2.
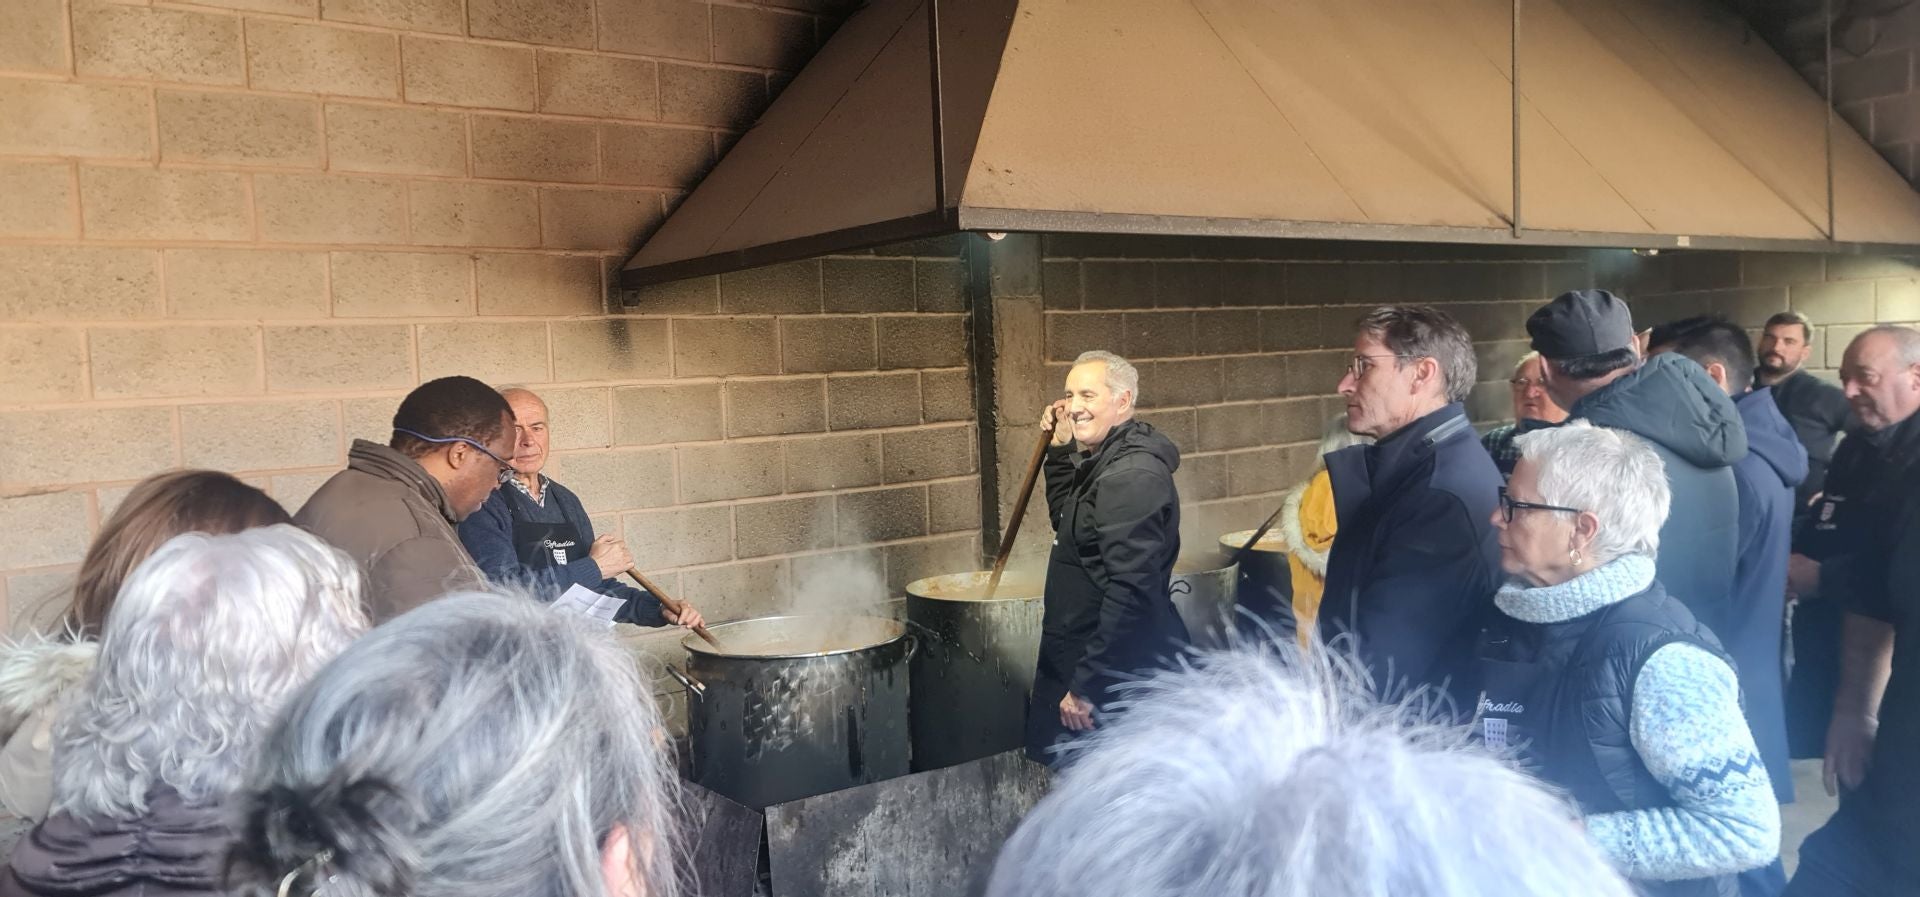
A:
1472 420 1778 897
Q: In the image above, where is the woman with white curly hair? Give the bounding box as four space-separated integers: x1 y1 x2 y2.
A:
986 643 1640 897
0 525 367 897
1474 421 1779 896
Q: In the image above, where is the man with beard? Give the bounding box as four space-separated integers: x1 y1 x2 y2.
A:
1756 311 1851 513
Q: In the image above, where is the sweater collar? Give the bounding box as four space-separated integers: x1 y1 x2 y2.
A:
1495 554 1656 624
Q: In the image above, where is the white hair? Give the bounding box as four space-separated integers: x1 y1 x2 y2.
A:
231 591 680 897
1513 350 1541 376
986 643 1637 897
1513 420 1670 565
1074 350 1141 403
51 525 368 819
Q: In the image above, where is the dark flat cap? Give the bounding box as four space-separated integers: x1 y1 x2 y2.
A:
1528 289 1636 359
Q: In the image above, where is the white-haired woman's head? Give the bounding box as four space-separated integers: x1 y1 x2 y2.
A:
986 644 1636 897
51 524 368 820
230 591 680 897
1498 420 1670 588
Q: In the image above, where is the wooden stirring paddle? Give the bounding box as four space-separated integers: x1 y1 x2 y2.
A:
625 567 725 651
984 426 1056 599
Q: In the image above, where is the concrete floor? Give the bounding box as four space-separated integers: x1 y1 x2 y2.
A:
1783 759 1839 875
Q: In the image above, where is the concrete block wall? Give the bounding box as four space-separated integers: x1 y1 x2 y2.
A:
1021 236 1920 560
1615 249 1920 378
1762 1 1920 185
0 0 920 720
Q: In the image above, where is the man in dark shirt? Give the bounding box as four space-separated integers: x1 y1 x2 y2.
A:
1783 325 1920 897
458 387 701 629
1756 311 1852 513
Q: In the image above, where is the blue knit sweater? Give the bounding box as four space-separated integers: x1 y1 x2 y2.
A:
1496 555 1780 882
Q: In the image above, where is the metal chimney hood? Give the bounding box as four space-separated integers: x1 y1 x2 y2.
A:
620 0 1920 289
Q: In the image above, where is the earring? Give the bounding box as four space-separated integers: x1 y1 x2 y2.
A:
1569 549 1583 568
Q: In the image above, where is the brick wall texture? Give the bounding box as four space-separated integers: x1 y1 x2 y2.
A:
4 0 1919 724
1762 1 1920 186
1023 236 1920 563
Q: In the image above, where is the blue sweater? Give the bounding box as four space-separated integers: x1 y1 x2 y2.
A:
457 476 667 626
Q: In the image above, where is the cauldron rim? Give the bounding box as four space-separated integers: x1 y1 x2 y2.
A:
681 613 907 660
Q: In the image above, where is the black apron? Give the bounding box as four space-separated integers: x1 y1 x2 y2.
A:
508 496 586 580
1027 443 1125 764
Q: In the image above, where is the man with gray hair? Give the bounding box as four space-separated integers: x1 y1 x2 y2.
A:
458 387 701 629
1320 305 1502 699
1782 325 1920 897
987 644 1642 897
1029 350 1187 764
1 526 367 897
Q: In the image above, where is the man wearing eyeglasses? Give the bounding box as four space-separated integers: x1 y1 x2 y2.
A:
1318 306 1503 700
1481 351 1569 479
296 375 516 621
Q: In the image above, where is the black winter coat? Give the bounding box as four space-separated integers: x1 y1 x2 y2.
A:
1028 420 1188 761
1320 403 1502 699
1573 354 1747 634
0 790 231 897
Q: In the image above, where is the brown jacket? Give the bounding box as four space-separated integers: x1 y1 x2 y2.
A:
295 440 485 621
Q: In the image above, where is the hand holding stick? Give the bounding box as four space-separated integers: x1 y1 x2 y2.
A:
985 402 1067 599
624 567 724 651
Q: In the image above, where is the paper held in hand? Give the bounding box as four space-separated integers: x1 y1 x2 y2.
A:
553 583 623 628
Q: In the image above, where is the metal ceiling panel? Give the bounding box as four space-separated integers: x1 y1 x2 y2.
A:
620 0 1920 289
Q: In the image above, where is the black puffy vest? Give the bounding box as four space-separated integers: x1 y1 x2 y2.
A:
1476 581 1735 897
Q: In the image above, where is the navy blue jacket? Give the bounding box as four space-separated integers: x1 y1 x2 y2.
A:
457 477 667 626
1320 403 1503 699
1573 354 1746 634
1729 387 1807 803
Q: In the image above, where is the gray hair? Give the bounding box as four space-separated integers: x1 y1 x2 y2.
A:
986 644 1637 897
1514 420 1670 565
1856 324 1920 366
1073 350 1142 403
1357 306 1479 404
231 591 680 897
1316 413 1372 466
51 525 367 819
1513 350 1541 376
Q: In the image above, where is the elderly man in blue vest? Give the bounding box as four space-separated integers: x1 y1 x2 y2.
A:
458 387 703 629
